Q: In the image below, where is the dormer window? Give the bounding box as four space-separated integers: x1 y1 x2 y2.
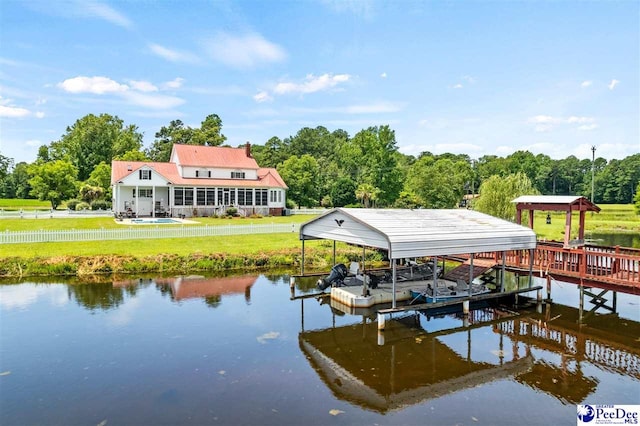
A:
231 171 245 179
139 169 151 180
196 169 211 178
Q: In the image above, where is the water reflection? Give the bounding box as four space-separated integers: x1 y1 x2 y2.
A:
0 274 638 425
297 290 640 413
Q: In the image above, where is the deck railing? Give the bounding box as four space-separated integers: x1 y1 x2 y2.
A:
0 223 301 244
475 241 640 288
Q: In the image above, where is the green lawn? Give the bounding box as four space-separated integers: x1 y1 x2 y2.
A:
0 205 637 260
532 204 639 240
0 214 313 231
0 199 52 210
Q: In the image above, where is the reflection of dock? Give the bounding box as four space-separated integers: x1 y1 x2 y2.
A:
494 303 640 379
299 311 534 413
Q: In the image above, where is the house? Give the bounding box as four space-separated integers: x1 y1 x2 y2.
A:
111 143 288 218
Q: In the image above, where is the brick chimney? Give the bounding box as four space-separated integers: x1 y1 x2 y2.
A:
245 142 252 157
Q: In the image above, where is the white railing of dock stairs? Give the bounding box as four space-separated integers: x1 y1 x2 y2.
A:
0 223 301 244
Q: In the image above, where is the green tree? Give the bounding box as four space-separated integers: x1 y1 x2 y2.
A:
50 114 143 181
404 156 471 208
329 176 357 207
277 155 320 208
12 162 33 199
79 184 104 204
634 182 640 215
355 183 381 208
337 126 402 206
146 115 227 162
253 136 290 168
115 150 149 161
27 160 79 209
475 172 538 220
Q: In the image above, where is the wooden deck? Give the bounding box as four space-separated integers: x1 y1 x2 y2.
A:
469 241 640 295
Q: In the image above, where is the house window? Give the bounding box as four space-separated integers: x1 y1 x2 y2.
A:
184 188 194 206
255 189 268 206
231 171 245 179
278 191 281 203
196 188 206 206
196 169 209 178
238 188 254 206
206 188 215 206
174 187 184 205
138 189 153 198
139 170 151 180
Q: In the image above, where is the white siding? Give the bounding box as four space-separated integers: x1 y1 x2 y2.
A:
181 166 258 180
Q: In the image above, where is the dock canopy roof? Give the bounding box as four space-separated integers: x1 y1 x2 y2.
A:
300 208 536 259
512 195 600 212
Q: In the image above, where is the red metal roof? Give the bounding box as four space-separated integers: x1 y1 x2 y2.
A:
111 162 287 189
171 144 259 169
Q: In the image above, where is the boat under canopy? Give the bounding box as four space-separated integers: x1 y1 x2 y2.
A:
299 208 538 309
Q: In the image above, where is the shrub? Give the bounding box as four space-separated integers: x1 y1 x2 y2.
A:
226 207 238 216
286 199 296 209
75 202 90 211
66 199 81 210
90 200 110 210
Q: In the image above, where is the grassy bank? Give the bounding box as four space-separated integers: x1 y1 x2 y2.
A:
532 204 639 240
0 205 636 278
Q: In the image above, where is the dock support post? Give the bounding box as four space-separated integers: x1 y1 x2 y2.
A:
377 312 386 330
377 330 385 346
462 300 470 316
290 276 295 297
546 275 552 301
301 239 305 276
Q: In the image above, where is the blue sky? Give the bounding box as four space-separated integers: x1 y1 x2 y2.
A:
1 0 638 165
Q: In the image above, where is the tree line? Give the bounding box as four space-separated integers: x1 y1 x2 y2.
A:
1 113 638 217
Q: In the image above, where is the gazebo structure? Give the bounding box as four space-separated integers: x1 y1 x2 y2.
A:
512 196 600 248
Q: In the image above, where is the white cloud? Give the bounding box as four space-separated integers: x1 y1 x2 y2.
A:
78 0 132 28
35 111 45 118
578 124 598 131
452 84 463 89
0 104 30 118
462 75 476 84
528 115 596 132
608 79 620 90
162 78 185 90
58 76 128 94
0 284 68 310
253 91 273 103
57 75 185 110
26 139 42 147
203 32 286 68
128 80 158 92
581 80 593 88
274 73 350 95
121 92 185 109
380 72 387 78
148 43 199 64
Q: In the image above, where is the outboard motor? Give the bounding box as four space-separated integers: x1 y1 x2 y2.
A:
317 263 348 290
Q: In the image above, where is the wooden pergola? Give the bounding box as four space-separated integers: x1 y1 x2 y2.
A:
512 196 601 248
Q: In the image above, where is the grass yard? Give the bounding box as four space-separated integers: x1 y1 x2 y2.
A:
0 205 637 260
0 213 313 232
532 204 639 240
0 198 52 210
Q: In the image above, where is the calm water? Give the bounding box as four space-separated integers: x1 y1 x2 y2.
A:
1 273 638 425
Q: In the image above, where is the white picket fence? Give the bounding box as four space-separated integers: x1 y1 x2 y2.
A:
0 223 301 244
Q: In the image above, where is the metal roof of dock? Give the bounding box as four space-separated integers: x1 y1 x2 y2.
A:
512 195 601 212
299 208 537 259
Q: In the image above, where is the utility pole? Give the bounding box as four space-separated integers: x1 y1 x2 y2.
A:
591 146 596 202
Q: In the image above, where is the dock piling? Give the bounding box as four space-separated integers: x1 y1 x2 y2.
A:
377 312 386 330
